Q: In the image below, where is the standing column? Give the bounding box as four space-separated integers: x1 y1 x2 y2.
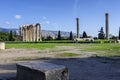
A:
30 27 32 41
35 24 38 42
30 26 32 41
22 27 25 41
28 29 30 41
76 18 80 38
23 28 25 41
32 25 35 41
25 26 28 41
39 24 42 41
27 26 29 41
105 13 109 39
29 28 31 41
22 26 26 41
28 27 30 41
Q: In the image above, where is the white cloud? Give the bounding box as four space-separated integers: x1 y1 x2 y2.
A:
46 21 50 24
43 16 47 19
15 15 21 19
41 21 50 26
5 21 10 25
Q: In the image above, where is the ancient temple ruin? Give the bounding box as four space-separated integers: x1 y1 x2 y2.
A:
19 23 42 42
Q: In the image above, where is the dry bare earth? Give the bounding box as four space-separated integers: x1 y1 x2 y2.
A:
0 46 120 80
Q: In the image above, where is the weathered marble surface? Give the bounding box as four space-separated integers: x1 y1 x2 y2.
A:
16 61 69 80
0 42 5 50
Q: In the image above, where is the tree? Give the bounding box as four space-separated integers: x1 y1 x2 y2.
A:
46 35 54 40
0 32 9 41
83 31 87 38
98 27 105 39
69 31 73 40
119 27 120 39
9 30 14 41
57 30 61 40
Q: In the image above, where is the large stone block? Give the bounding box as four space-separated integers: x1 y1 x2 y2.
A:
16 61 69 80
0 42 5 50
117 40 120 43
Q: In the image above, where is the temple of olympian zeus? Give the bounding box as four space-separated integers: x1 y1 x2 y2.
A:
19 23 42 42
76 13 109 39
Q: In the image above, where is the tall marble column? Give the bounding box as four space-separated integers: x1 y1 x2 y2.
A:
76 18 80 38
35 24 38 42
27 26 30 41
28 29 30 41
36 23 42 41
105 13 109 39
30 26 32 41
25 25 27 41
39 23 42 41
32 25 35 41
22 27 25 41
22 26 26 41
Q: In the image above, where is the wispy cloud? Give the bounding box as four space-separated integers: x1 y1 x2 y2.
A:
73 0 79 17
15 15 21 19
5 21 10 25
43 16 47 20
45 21 50 24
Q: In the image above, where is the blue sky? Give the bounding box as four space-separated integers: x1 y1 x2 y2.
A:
0 0 120 37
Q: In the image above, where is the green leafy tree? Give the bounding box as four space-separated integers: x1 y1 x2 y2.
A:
83 31 87 38
0 32 9 41
57 30 61 40
69 31 73 40
98 27 105 39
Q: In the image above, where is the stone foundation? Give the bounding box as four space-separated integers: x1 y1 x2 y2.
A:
0 42 5 50
117 40 120 43
16 61 69 80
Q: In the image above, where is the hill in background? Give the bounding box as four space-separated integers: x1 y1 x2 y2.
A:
0 27 77 39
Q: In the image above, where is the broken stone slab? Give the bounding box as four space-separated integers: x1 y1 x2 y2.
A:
0 42 5 50
16 61 69 80
117 40 120 43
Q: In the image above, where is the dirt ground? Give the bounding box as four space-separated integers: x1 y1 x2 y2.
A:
0 46 120 80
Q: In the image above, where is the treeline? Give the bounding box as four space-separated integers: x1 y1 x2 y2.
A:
44 30 74 40
98 27 120 40
0 31 19 41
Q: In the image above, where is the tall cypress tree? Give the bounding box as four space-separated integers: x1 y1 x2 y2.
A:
57 30 61 40
69 31 73 40
83 31 87 38
9 30 14 41
118 27 120 39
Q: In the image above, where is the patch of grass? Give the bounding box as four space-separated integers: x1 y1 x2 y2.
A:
80 43 120 57
49 49 68 52
6 43 77 50
6 42 120 57
14 56 46 61
14 57 37 61
56 53 81 58
97 50 120 57
6 43 56 50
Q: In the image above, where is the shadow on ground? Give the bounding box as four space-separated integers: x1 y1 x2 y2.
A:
0 57 120 80
0 63 16 80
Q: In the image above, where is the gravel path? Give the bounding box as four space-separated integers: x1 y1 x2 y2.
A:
0 47 120 80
